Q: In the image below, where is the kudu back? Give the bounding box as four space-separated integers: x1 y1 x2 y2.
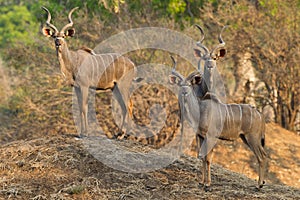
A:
41 7 136 136
169 56 267 190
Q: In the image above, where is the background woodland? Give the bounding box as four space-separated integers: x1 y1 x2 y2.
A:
0 0 299 143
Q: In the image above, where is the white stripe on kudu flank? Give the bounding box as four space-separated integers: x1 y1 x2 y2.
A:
249 106 253 131
218 103 223 128
238 105 242 129
99 55 106 83
224 104 230 128
229 105 234 128
109 54 114 82
91 56 96 83
123 57 126 80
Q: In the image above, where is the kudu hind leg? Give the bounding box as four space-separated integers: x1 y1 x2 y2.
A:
242 134 266 188
112 82 128 133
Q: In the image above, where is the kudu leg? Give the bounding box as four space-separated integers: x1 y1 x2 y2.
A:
81 86 89 136
112 82 128 134
196 135 205 185
258 156 266 188
241 134 266 189
198 135 214 190
75 86 89 137
205 150 214 188
75 87 84 136
128 99 133 118
254 142 267 189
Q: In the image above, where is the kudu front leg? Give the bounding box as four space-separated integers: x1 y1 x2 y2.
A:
197 135 214 191
205 150 214 189
196 135 205 185
75 86 88 137
81 86 89 136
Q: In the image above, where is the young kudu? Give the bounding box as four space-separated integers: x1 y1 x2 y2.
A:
193 25 227 101
41 7 137 136
169 57 267 190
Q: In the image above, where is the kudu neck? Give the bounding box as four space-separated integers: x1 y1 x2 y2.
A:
56 42 77 84
181 88 200 131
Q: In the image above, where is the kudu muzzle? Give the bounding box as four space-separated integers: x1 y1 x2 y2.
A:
55 38 64 48
205 59 216 70
180 85 192 98
54 32 66 48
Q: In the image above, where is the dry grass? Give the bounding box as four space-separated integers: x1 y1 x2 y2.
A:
0 132 299 200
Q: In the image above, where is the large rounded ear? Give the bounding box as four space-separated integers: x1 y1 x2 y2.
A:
169 75 180 85
42 27 54 37
65 28 75 37
216 48 226 60
190 74 202 85
194 48 202 58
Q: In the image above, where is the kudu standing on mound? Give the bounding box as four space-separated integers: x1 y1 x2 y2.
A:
169 57 267 190
193 25 227 101
41 7 137 137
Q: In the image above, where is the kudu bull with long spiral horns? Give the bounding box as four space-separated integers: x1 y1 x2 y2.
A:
169 56 267 190
41 7 138 137
193 25 227 101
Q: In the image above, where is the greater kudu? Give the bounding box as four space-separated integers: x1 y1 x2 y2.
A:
193 25 227 101
169 57 267 190
41 7 137 136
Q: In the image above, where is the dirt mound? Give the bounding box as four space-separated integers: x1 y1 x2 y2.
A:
0 134 299 199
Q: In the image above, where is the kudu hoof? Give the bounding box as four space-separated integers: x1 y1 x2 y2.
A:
74 134 83 139
74 134 87 140
204 185 212 192
198 183 211 192
114 131 126 140
255 181 266 191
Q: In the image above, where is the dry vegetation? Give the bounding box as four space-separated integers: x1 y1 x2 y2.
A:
0 127 299 200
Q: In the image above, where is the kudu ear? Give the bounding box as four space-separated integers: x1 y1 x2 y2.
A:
193 48 202 58
191 74 202 85
65 28 75 37
169 75 180 85
42 27 54 37
216 48 226 60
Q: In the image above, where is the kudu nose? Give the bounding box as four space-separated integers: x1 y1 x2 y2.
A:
181 86 191 97
55 38 63 47
206 59 216 69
